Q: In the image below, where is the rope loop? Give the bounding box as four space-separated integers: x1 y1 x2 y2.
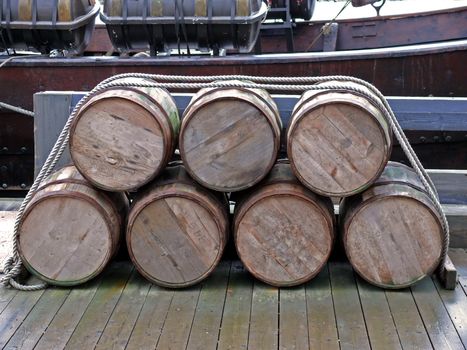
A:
0 73 450 290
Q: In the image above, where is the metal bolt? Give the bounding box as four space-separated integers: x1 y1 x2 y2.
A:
1 147 7 152
445 135 452 142
20 147 27 153
419 137 426 143
1 183 7 189
0 165 7 172
20 183 27 189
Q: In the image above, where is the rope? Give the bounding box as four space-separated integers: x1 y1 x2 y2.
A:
0 102 34 116
1 73 449 290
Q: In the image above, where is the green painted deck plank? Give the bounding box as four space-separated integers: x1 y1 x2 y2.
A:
305 265 339 350
217 261 253 350
4 287 70 349
95 271 151 350
329 262 371 350
125 285 175 350
186 262 231 350
356 278 402 350
155 284 202 350
449 249 467 296
385 288 433 350
279 285 309 350
64 262 133 350
411 277 464 350
34 277 102 350
433 277 467 347
0 282 45 348
247 280 279 350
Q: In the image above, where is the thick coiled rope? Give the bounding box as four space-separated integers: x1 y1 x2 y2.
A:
0 73 449 290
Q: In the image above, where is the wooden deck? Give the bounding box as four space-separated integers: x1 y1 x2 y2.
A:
0 249 464 350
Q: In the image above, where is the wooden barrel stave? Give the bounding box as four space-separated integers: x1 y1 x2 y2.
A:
340 162 444 289
126 165 229 288
18 166 128 286
70 77 179 192
180 83 281 192
287 81 392 197
233 162 335 287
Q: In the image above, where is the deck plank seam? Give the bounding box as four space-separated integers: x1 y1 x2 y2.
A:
34 277 103 349
63 266 134 349
93 267 136 349
181 285 203 350
409 285 436 349
326 264 342 350
303 279 311 350
153 287 176 350
431 276 467 349
277 288 280 350
352 270 373 349
214 261 233 350
245 277 255 350
382 289 405 349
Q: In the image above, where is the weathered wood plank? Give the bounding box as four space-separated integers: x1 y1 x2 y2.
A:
433 276 467 346
0 281 45 348
279 285 309 350
0 287 18 316
34 276 103 350
125 284 175 350
95 272 151 350
64 262 133 349
305 265 339 350
329 262 371 350
4 287 71 349
411 277 464 350
385 288 432 350
438 255 459 290
155 285 202 350
186 261 231 350
248 280 279 350
356 278 402 350
217 261 253 350
449 248 467 295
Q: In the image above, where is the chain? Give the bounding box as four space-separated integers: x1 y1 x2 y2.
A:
1 73 449 290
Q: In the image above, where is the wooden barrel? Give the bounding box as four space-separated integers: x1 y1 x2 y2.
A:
180 82 282 192
18 165 128 286
287 81 393 197
233 161 335 287
70 77 180 191
340 162 444 288
126 164 229 288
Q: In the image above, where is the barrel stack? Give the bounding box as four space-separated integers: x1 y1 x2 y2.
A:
18 166 128 286
22 75 443 289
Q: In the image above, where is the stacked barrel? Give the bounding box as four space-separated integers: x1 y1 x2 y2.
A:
18 76 443 289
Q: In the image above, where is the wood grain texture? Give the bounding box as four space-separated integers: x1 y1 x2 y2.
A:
180 85 281 192
186 261 231 350
217 261 253 350
70 78 179 191
279 286 309 350
288 82 392 197
385 289 433 350
305 265 339 350
127 165 229 288
248 281 279 350
234 162 334 287
64 262 133 350
18 166 126 286
411 277 465 350
450 249 467 295
341 162 444 289
329 262 371 350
